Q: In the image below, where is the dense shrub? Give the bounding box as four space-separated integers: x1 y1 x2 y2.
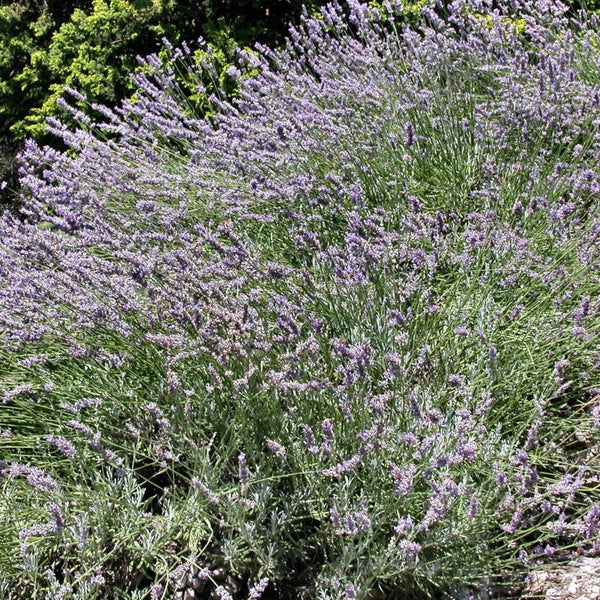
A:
0 0 326 141
1 0 600 598
0 0 328 205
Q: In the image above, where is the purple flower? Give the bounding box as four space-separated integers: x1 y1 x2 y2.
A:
215 586 233 600
265 439 286 458
501 510 524 534
553 359 570 383
404 121 416 147
574 295 590 325
466 497 480 518
453 326 470 338
455 441 477 462
407 391 421 418
512 449 529 466
389 462 417 496
509 305 524 320
191 478 220 506
2 0 600 587
393 515 414 536
448 374 463 387
248 578 270 599
399 540 421 566
320 419 335 457
8 463 58 492
44 435 77 459
238 452 250 488
89 567 105 585
67 420 95 438
322 453 361 478
524 421 541 450
18 523 56 539
331 505 372 536
582 505 600 538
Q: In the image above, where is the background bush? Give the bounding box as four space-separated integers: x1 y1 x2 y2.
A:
0 0 330 205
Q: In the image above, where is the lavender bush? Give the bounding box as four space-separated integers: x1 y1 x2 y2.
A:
1 0 600 598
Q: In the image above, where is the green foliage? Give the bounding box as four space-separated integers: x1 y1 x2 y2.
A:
0 0 329 204
2 2 600 597
24 0 170 140
0 2 56 146
571 0 600 10
0 0 324 149
368 0 429 23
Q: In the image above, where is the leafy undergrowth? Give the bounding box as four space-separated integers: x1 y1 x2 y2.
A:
1 1 600 598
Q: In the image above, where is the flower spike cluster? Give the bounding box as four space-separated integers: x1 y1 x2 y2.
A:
1 1 600 598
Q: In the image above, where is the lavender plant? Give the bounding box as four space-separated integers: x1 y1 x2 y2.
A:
1 0 600 598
